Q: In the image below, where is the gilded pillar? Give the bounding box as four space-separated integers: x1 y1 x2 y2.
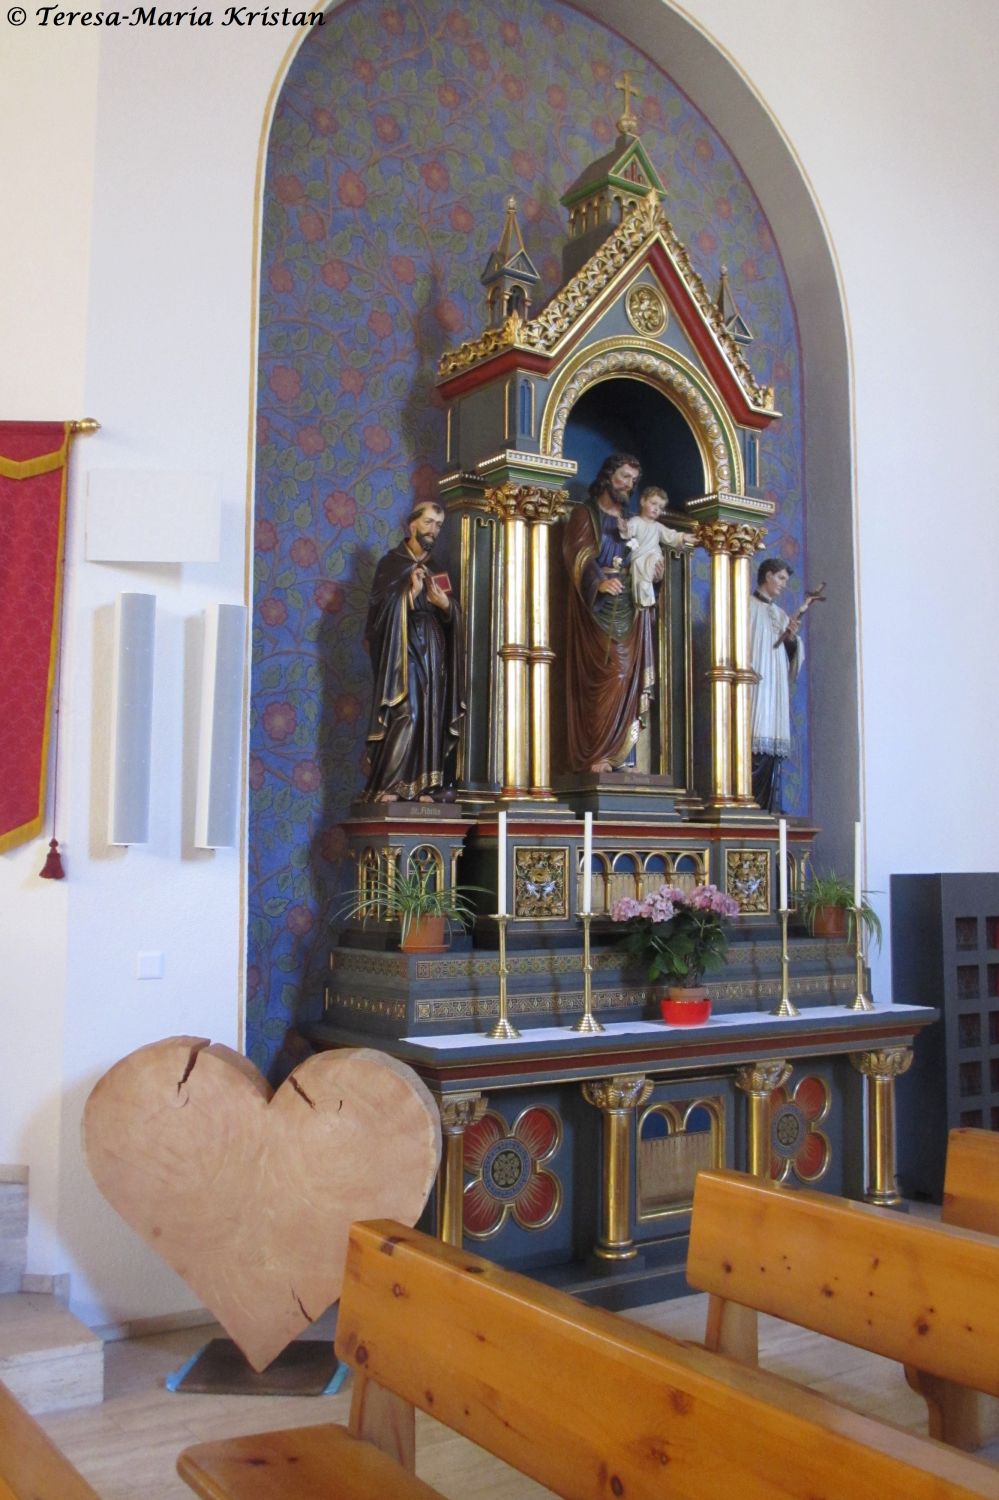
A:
730 535 759 805
734 1059 791 1178
582 1075 653 1261
486 482 568 800
707 539 734 804
850 1047 913 1207
698 521 767 809
529 520 555 797
434 1092 488 1246
502 509 529 797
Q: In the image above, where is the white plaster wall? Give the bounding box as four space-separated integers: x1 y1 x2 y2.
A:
673 0 999 997
2 0 996 1321
0 26 99 1275
50 25 299 1326
1 20 296 1322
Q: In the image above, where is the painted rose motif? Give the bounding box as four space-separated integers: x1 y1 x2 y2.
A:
463 1106 562 1237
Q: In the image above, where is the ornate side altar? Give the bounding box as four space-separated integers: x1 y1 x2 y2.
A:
309 106 934 1305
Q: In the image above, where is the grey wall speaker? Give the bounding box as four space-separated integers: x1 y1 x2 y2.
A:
108 592 156 846
194 603 247 850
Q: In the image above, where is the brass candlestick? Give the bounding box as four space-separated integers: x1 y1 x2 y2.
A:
487 913 521 1040
572 912 604 1033
848 905 875 1011
770 907 800 1017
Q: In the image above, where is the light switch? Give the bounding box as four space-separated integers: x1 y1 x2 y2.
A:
136 951 164 980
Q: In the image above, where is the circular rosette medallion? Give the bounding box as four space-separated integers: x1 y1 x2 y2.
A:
463 1106 562 1238
768 1074 830 1184
625 282 668 336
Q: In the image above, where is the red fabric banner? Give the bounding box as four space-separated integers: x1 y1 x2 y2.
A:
0 421 70 853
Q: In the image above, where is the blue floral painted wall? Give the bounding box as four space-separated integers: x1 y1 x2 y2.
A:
249 0 806 1073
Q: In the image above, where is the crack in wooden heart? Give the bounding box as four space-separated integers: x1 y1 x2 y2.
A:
82 1037 441 1371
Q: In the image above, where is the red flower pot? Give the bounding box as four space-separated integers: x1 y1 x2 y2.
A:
660 988 712 1026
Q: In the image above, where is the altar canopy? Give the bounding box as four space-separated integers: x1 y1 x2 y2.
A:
0 422 70 853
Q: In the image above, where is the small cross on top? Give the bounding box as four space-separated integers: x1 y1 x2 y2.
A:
615 70 641 135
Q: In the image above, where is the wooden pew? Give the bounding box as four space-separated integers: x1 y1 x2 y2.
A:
907 1128 999 1449
178 1218 999 1500
0 1378 101 1500
687 1166 999 1451
942 1126 999 1236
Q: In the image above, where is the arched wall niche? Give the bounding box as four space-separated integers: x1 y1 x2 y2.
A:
248 0 854 1074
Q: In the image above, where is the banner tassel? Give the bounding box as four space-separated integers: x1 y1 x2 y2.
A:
40 838 65 880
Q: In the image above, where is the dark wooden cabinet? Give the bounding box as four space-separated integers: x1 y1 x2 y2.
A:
892 873 999 1200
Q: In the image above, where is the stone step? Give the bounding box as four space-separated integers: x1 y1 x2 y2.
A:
0 1293 103 1415
0 1167 28 1292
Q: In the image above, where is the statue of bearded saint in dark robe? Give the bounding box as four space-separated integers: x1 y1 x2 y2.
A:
361 501 465 802
562 453 656 773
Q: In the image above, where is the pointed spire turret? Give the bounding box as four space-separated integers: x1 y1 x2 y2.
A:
481 196 541 329
559 130 666 281
716 265 754 345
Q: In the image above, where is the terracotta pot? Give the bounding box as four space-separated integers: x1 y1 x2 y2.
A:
400 914 448 954
811 905 848 940
661 987 712 1026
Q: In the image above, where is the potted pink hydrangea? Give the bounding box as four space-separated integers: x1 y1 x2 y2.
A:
611 883 740 1024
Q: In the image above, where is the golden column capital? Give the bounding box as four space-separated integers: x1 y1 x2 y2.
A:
583 1075 652 1261
734 1060 792 1096
434 1091 488 1245
437 1091 488 1133
484 481 570 524
734 1059 789 1179
850 1047 914 1082
698 520 767 557
851 1047 912 1206
583 1075 654 1113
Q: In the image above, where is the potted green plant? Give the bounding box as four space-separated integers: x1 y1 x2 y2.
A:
336 864 483 954
798 869 883 949
611 884 740 1024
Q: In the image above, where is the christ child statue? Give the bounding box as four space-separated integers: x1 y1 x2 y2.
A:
620 486 695 607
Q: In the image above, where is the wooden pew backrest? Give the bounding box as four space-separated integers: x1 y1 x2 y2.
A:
321 1218 997 1500
688 1168 999 1399
943 1127 999 1236
911 1128 999 1449
0 1379 101 1500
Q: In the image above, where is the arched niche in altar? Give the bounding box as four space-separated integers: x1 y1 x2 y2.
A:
550 371 718 791
561 380 705 511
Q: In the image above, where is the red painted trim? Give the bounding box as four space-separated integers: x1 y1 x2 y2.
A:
438 350 551 400
408 1022 930 1086
643 242 774 429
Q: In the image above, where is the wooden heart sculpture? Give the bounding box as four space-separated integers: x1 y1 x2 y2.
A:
82 1038 441 1371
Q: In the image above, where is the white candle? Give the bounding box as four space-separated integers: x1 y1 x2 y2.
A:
496 810 507 916
582 812 593 915
778 818 788 912
854 820 863 909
